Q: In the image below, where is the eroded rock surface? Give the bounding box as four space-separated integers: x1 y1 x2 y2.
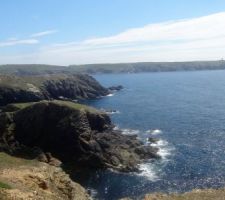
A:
0 74 109 106
0 100 159 172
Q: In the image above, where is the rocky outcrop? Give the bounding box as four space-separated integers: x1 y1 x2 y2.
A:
0 160 90 200
0 100 159 172
108 85 123 91
0 74 109 106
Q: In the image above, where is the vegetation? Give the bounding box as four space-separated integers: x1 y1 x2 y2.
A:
0 152 36 169
2 100 102 114
51 100 102 113
0 181 11 189
1 61 225 75
70 60 225 74
0 73 109 106
144 188 225 200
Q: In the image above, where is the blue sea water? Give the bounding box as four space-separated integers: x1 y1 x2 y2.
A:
81 70 225 200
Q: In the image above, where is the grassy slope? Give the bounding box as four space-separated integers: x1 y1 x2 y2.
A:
0 152 37 191
3 100 103 114
0 152 37 170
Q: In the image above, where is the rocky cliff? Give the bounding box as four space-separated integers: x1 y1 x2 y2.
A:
0 100 158 172
0 74 109 106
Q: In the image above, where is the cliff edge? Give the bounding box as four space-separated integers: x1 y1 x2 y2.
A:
0 100 159 172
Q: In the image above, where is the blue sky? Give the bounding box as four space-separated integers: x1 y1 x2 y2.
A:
1 0 225 65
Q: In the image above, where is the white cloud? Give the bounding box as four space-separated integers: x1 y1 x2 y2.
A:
30 30 58 38
0 29 57 48
0 39 39 47
1 12 225 64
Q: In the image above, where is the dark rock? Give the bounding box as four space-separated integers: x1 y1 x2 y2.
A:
0 74 109 106
0 100 159 172
148 137 160 144
108 85 123 91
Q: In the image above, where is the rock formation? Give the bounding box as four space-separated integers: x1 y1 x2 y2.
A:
0 100 159 172
0 74 109 106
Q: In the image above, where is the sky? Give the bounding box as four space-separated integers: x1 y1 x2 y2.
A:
1 0 225 65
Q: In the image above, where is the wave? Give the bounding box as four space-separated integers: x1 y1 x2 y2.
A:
100 108 120 115
138 138 174 180
151 139 174 159
146 129 162 135
113 126 174 180
109 110 120 114
113 126 120 130
138 163 159 181
106 93 115 97
113 126 140 135
122 128 140 135
150 139 168 147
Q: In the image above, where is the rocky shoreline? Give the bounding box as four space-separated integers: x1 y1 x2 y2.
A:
0 74 112 106
0 100 159 172
0 73 161 199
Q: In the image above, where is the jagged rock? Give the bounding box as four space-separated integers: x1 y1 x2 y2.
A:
0 74 109 106
108 85 123 91
0 100 159 172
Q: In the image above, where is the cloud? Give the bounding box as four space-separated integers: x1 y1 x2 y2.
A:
0 29 57 48
83 12 225 46
30 30 58 38
1 12 225 64
0 39 39 47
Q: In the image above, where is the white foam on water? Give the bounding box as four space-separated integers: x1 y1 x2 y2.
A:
106 93 115 97
114 126 140 135
88 188 98 199
157 148 172 159
138 137 175 180
113 126 175 180
104 110 121 115
113 126 119 130
151 139 174 159
110 110 120 114
138 163 159 181
150 139 168 147
121 128 140 135
146 129 162 135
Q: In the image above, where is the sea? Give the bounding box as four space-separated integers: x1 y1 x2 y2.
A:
77 70 225 200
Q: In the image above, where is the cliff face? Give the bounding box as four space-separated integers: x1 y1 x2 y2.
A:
0 74 109 106
0 100 158 172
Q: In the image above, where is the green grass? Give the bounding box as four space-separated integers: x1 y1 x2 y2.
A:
0 152 37 169
52 100 101 113
3 102 35 112
4 100 103 114
0 181 11 189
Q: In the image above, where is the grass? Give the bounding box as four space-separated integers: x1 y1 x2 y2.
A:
4 100 102 114
0 152 37 170
0 181 11 189
144 188 225 200
52 100 101 113
3 102 35 112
